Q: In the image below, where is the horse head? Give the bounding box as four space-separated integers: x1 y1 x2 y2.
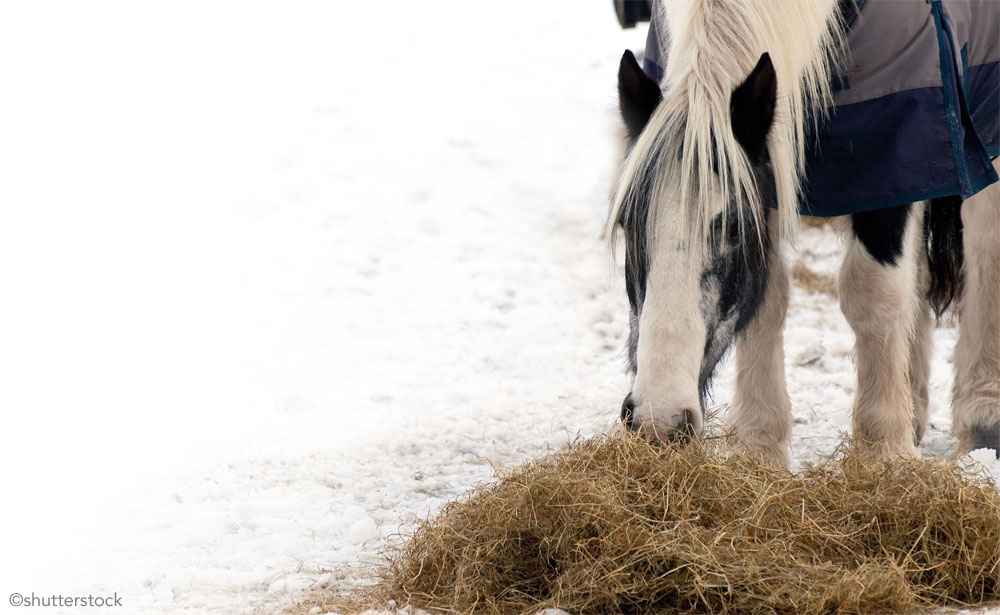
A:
615 50 779 443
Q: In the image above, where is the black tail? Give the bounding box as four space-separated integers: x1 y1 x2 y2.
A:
924 195 964 318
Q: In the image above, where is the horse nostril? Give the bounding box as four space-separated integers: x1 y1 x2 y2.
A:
620 394 637 430
667 409 697 443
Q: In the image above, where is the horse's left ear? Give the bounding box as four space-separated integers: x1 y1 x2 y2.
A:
618 50 663 140
730 52 777 160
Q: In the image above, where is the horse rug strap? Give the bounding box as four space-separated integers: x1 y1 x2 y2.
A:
642 0 1000 217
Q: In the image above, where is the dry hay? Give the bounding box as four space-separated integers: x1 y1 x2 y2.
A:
358 435 1000 615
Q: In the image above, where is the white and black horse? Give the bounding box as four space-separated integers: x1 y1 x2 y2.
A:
609 0 1000 466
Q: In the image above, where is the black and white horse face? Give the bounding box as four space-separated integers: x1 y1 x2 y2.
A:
616 51 778 442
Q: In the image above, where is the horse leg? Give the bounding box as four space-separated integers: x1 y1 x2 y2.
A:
731 212 791 468
953 174 1000 456
839 203 924 455
909 269 933 446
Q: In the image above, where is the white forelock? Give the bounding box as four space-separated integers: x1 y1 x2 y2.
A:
607 0 844 245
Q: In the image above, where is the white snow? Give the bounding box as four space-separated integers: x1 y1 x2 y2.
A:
968 448 1000 478
0 2 996 614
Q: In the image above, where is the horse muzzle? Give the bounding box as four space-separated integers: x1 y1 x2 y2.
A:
621 393 702 443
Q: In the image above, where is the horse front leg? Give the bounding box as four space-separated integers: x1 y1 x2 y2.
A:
909 292 934 446
731 211 791 468
954 172 1000 456
839 203 924 456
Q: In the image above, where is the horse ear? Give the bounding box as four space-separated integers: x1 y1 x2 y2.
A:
730 52 777 160
618 50 662 139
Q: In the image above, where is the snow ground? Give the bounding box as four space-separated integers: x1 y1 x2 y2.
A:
0 2 996 614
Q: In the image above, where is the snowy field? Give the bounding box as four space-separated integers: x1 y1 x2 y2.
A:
0 2 996 614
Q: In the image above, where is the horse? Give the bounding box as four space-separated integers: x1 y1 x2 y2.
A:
607 0 1000 466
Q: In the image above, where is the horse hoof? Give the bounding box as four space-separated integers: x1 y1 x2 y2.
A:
969 425 1000 459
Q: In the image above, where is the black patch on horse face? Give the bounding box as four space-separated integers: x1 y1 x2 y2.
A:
618 50 663 141
730 52 777 161
694 53 778 397
851 204 912 265
697 195 774 400
621 176 651 376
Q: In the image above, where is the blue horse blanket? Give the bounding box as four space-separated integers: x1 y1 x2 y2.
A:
642 0 999 217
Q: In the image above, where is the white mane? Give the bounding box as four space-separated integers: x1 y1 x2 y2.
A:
606 0 845 242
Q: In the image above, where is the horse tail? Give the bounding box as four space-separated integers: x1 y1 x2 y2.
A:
924 195 964 318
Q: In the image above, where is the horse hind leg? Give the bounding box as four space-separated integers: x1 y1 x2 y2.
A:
953 171 1000 457
731 211 791 468
839 202 924 456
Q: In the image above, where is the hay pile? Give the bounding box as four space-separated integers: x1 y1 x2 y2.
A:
376 435 1000 615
